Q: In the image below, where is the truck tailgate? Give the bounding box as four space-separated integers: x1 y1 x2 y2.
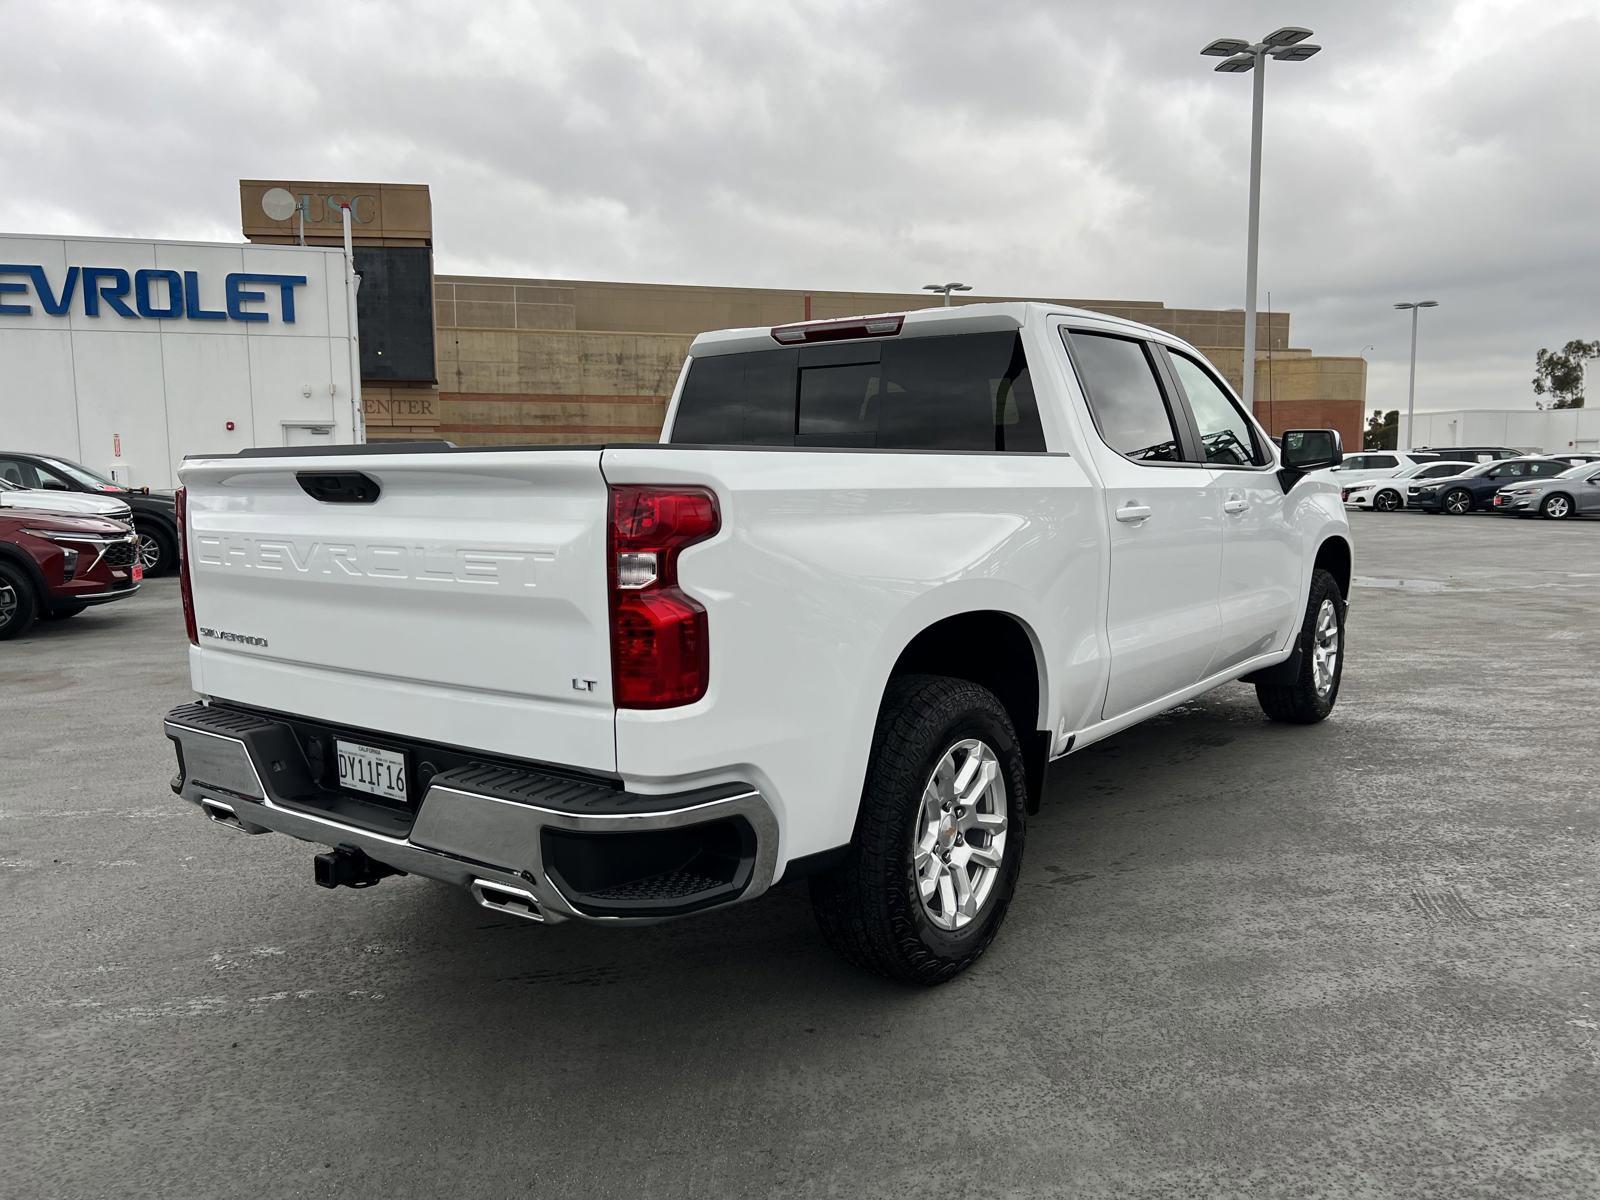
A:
180 449 617 773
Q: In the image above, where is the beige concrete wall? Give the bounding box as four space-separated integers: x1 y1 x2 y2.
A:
426 275 1338 446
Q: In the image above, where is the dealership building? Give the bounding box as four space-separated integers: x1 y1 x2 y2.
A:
2 178 1369 487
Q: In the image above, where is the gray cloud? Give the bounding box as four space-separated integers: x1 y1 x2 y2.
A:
2 0 1595 412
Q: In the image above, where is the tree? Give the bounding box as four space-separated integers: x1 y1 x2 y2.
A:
1364 409 1398 450
1532 339 1599 409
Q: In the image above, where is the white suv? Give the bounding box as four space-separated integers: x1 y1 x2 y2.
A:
1325 450 1439 487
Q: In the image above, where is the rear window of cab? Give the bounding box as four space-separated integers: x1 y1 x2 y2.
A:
668 331 1046 452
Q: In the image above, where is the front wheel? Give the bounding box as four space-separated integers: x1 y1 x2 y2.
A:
0 562 39 640
136 524 176 576
811 674 1028 985
1373 489 1402 512
1256 568 1345 724
1542 494 1573 520
1443 489 1473 515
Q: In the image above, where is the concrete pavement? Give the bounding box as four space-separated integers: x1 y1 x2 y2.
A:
3 513 1598 1198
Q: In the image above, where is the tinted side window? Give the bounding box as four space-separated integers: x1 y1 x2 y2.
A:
1527 461 1564 476
670 332 1043 452
1366 454 1398 469
0 458 43 488
1067 333 1183 462
1168 350 1265 466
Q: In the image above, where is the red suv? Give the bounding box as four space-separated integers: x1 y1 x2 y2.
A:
0 509 142 639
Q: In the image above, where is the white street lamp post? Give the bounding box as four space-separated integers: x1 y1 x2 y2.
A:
1202 27 1322 415
922 282 972 307
1395 300 1438 450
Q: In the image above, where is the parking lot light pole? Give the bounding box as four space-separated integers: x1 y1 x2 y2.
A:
1202 28 1321 413
922 282 972 307
1395 300 1439 450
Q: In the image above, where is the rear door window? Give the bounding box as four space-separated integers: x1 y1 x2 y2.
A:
1364 454 1399 470
670 331 1043 452
0 458 43 489
1527 460 1566 477
1065 332 1184 463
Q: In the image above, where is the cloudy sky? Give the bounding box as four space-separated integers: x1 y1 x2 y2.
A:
3 0 1596 413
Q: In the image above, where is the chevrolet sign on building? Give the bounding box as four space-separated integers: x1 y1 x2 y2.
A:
0 265 307 322
0 233 358 488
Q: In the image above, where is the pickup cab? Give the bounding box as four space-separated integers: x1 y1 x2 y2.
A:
163 303 1351 983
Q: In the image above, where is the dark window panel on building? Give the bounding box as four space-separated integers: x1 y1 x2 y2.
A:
354 246 436 384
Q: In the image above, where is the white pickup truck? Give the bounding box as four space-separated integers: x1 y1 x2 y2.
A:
164 302 1351 983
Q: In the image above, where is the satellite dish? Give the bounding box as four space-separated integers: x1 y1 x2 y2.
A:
261 187 298 222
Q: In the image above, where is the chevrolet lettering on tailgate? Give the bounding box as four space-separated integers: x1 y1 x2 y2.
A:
192 534 553 588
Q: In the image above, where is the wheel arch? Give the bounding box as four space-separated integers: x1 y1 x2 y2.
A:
1544 491 1574 514
882 610 1051 813
1313 534 1352 600
0 542 47 598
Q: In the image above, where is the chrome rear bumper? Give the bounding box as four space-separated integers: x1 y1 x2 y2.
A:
163 702 779 925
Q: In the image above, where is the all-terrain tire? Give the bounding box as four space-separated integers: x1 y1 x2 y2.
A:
810 674 1028 985
1256 568 1345 725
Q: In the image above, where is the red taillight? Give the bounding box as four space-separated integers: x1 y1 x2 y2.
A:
770 314 904 344
175 485 198 645
608 485 720 709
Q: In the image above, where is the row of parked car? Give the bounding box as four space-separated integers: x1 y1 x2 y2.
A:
0 451 176 639
1333 447 1600 520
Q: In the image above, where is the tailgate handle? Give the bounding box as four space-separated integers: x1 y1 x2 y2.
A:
297 471 381 504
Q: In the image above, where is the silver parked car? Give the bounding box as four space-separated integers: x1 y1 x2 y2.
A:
1492 462 1600 520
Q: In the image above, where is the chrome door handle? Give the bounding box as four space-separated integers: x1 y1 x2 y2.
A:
1115 503 1152 524
1223 496 1250 514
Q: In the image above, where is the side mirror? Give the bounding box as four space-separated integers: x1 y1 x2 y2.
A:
1280 428 1343 472
40 479 69 490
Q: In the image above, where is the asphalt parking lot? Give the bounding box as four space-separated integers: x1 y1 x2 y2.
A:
3 513 1598 1199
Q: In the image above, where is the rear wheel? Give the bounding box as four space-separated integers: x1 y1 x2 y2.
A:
811 674 1028 985
1256 568 1344 725
0 562 39 640
1373 489 1402 512
1542 493 1573 520
1443 489 1473 515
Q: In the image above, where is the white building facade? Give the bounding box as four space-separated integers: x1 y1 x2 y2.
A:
1404 407 1600 455
0 234 358 489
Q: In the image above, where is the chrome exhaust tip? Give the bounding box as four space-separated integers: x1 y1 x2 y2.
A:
470 879 544 923
199 797 261 834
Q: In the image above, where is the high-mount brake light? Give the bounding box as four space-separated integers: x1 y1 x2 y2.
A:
176 485 198 645
607 485 720 709
769 315 905 345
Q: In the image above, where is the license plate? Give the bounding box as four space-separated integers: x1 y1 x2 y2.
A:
336 740 408 803
132 564 145 582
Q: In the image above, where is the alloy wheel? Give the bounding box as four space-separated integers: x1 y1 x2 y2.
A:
1545 496 1571 520
1311 598 1340 699
1445 490 1471 515
1374 490 1400 512
0 582 16 629
914 739 1009 931
137 533 163 571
